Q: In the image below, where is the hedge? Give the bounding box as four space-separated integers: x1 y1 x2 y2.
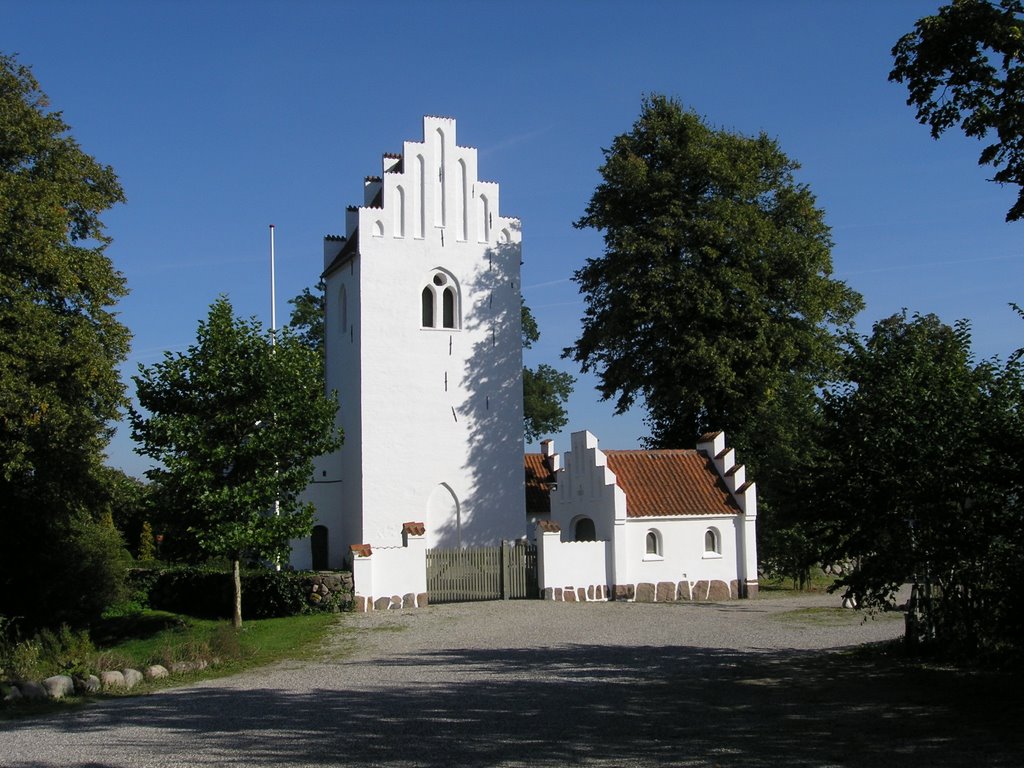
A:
127 567 351 619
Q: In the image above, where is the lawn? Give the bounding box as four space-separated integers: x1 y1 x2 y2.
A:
1 610 344 718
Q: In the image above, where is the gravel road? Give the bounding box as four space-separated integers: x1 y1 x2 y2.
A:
1 593 1019 768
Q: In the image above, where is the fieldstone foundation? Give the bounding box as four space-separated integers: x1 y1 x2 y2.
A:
541 584 611 602
354 592 429 612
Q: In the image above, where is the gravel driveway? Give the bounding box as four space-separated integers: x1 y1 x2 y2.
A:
1 593 1019 767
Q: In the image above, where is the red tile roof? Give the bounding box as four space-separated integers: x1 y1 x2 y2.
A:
524 453 555 516
604 449 740 518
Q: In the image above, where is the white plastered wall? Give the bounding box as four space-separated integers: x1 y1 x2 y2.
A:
541 430 753 596
624 515 742 586
294 117 526 574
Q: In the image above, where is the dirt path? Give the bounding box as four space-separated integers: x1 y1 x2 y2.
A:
0 594 1019 767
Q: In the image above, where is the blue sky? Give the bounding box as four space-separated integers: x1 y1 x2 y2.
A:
6 1 1022 478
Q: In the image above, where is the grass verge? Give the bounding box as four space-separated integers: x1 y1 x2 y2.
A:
1 610 344 719
756 570 838 598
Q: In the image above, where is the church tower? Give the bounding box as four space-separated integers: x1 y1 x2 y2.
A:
295 116 526 569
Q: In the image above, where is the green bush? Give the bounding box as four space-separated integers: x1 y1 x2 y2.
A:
0 620 96 681
147 567 232 618
139 567 350 619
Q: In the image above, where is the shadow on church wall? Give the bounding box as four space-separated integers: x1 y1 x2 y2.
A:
430 226 525 547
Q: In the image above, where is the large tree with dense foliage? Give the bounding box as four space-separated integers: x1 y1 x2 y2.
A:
568 95 862 450
287 279 326 355
891 0 1024 221
521 302 574 443
0 54 132 629
132 297 341 627
816 311 1024 652
567 95 862 575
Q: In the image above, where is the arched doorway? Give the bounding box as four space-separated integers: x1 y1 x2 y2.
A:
573 516 596 542
311 525 329 570
427 483 461 548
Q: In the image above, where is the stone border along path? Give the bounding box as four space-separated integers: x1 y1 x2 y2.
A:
1 592 1021 767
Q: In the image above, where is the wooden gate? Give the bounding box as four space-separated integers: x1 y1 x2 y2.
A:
426 541 538 603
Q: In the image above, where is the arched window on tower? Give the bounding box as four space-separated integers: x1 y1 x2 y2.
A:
421 270 460 330
443 287 456 328
422 287 434 327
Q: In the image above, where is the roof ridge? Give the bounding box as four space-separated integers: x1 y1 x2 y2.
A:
604 448 697 455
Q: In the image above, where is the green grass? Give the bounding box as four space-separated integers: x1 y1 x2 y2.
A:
757 570 838 598
95 610 341 676
1 610 345 719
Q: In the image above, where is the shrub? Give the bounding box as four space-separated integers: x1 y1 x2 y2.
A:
141 566 351 619
0 620 96 680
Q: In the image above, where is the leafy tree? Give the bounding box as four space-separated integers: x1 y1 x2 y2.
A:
521 302 574 442
0 54 132 629
568 95 862 450
891 0 1024 221
138 519 156 562
815 311 1024 652
567 95 862 574
287 278 325 354
132 297 341 627
98 465 150 557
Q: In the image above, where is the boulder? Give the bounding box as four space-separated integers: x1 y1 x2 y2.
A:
635 583 656 603
145 665 169 680
122 669 144 689
4 684 23 702
42 675 74 700
75 675 101 694
19 681 46 700
100 670 125 690
677 581 692 601
656 581 676 602
707 580 732 601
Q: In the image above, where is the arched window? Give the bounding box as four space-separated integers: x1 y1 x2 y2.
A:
704 528 721 555
645 530 661 557
421 270 460 330
573 517 596 542
442 287 456 328
421 286 434 327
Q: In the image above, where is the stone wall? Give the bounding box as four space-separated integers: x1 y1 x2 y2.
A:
305 570 354 610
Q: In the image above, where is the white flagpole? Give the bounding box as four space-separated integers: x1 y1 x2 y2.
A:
269 225 281 564
269 224 277 343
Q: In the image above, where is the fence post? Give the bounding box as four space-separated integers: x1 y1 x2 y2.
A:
501 540 509 600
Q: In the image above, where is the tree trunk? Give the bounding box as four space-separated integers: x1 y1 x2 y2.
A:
232 557 242 629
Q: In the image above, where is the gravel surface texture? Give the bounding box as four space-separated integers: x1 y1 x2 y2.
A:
1 592 1019 767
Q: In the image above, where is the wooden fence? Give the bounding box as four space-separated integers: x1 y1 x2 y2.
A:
426 541 538 603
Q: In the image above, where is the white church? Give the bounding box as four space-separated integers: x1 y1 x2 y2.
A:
290 116 758 607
